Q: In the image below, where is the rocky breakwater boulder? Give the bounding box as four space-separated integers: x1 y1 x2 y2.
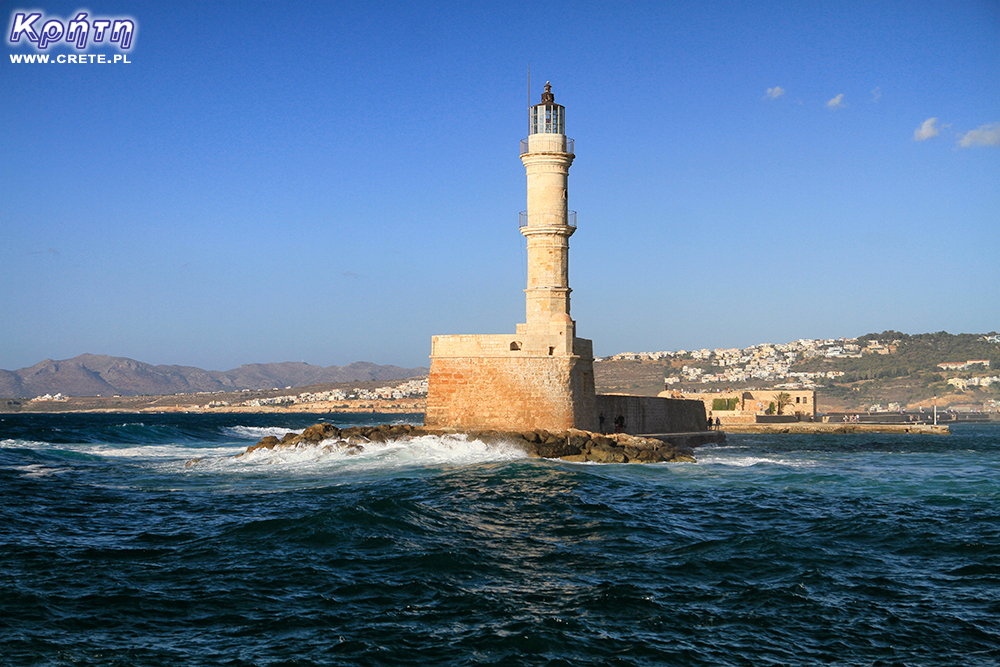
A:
237 423 422 457
237 423 696 464
480 428 697 463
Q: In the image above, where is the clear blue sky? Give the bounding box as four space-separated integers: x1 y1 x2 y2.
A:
2 0 998 371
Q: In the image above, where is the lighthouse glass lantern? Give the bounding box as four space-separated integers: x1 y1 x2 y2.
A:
530 82 565 134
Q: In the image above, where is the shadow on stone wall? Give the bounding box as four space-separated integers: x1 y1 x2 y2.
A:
595 395 707 435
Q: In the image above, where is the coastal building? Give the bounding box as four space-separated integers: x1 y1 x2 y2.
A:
937 359 991 371
664 389 817 425
424 84 705 434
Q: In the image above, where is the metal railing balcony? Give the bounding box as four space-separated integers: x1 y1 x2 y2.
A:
520 210 577 229
520 137 575 156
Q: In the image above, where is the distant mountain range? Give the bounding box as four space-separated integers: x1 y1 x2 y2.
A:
0 354 429 398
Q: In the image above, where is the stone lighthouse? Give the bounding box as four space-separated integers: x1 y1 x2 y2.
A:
519 82 576 347
424 83 598 432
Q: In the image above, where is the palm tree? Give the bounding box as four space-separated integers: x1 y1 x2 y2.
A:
775 392 792 415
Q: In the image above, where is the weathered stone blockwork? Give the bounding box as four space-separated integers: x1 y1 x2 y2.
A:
424 348 597 432
595 394 706 435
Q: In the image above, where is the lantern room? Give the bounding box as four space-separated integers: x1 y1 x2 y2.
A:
530 82 565 135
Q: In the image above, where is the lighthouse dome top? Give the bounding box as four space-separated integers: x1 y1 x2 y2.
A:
530 82 565 135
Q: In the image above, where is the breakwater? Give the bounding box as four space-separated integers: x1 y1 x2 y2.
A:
239 422 707 463
721 422 949 435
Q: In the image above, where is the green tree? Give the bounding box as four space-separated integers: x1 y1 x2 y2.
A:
775 392 792 415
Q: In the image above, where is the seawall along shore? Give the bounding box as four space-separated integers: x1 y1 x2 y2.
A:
720 423 949 435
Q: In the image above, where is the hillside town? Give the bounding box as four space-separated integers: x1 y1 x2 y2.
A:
601 337 869 388
600 334 1000 414
220 378 429 409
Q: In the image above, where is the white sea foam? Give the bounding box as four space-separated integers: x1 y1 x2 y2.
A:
695 452 818 468
225 433 527 473
1 438 48 450
2 436 243 463
14 464 69 478
92 444 244 460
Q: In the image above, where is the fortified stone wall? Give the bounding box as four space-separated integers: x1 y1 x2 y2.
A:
701 413 758 424
425 347 597 432
595 394 707 435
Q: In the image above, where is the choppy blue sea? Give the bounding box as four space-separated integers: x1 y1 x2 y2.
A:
1 412 998 666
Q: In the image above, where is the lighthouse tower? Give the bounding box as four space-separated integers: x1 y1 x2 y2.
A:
424 82 597 432
423 83 710 438
519 82 577 348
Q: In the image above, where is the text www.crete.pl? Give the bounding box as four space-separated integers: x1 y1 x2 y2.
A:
9 53 130 64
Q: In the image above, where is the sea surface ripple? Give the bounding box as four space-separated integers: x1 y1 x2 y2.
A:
1 413 998 666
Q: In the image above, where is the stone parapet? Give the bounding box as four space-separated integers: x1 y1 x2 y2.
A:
432 332 590 359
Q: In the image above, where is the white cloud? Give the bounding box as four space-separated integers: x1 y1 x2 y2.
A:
914 117 940 141
764 86 785 99
958 122 1000 148
871 86 881 103
826 94 845 109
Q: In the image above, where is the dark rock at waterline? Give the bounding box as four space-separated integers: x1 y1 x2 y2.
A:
237 424 696 464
